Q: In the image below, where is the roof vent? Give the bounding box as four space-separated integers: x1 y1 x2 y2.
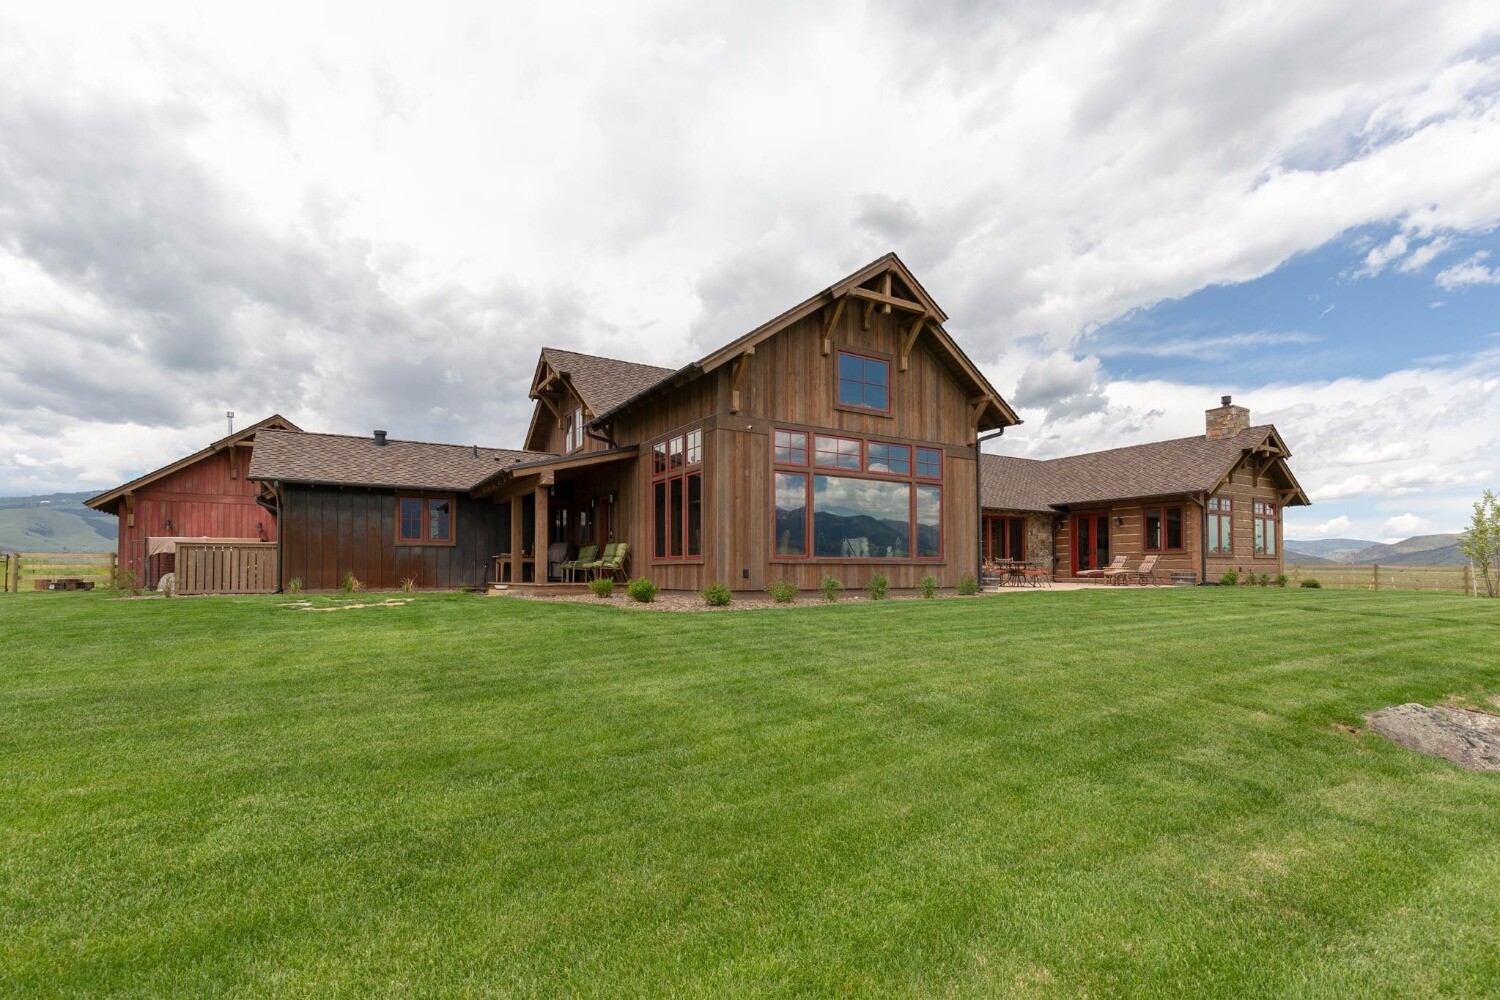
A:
472 444 479 458
1221 395 1232 407
373 429 388 447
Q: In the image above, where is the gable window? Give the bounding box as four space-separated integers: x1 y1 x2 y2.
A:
1254 500 1278 556
397 495 455 546
773 427 941 562
652 427 703 561
1143 505 1184 552
564 409 586 453
1207 496 1232 554
837 351 890 412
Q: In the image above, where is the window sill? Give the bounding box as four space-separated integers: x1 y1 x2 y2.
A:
396 541 457 548
649 558 706 565
770 557 943 564
832 403 894 419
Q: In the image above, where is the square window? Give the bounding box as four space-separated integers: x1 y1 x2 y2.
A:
774 429 808 465
915 447 942 478
814 435 861 470
867 442 910 476
837 351 890 411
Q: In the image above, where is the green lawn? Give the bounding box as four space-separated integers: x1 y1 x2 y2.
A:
2 589 1499 997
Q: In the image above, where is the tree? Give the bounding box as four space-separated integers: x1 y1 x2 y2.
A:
1459 489 1500 598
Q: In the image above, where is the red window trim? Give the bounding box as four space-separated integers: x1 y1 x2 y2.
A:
834 348 893 415
1253 499 1279 559
1207 496 1233 555
914 446 943 481
812 433 863 471
1142 505 1186 552
865 440 913 478
650 427 704 562
774 428 809 466
395 493 457 547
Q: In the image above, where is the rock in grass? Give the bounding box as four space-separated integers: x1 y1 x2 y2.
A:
1366 703 1500 772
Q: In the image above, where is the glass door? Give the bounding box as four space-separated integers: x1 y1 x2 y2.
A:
1072 513 1110 575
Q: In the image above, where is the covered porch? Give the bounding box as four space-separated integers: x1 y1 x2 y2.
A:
477 447 638 588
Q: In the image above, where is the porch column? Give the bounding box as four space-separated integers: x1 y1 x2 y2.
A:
534 484 550 582
509 497 523 584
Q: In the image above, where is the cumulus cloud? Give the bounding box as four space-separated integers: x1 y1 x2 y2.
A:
1291 515 1354 540
1382 512 1432 537
1436 252 1500 289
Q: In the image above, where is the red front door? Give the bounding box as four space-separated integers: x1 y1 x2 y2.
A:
1072 513 1111 576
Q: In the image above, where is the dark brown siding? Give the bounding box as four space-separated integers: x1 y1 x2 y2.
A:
280 485 499 590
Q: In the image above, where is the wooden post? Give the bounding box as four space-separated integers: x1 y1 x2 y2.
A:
1466 561 1475 597
108 552 118 590
9 553 19 593
535 485 550 583
1372 564 1380 592
509 497 523 585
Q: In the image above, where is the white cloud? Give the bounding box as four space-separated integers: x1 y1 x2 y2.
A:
1435 252 1500 289
1291 515 1353 539
1381 512 1432 537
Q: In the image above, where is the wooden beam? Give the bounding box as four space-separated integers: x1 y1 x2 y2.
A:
881 271 892 314
537 391 565 428
899 315 926 373
227 441 237 479
125 492 135 529
821 297 845 356
729 348 755 414
862 299 875 331
847 285 928 316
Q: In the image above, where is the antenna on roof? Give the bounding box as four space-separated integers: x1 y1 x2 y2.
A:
226 411 235 435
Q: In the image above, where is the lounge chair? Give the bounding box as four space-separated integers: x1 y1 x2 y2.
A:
579 542 618 581
592 542 629 582
1130 554 1161 586
1078 555 1126 580
560 544 596 583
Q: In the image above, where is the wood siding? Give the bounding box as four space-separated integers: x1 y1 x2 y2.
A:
279 485 500 591
114 445 272 585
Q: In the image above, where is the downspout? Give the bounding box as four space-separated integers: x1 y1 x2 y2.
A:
1190 491 1208 585
976 426 1007 584
275 481 285 594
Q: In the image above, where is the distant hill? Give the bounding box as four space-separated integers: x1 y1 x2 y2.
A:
1282 550 1339 566
0 491 115 552
1287 532 1468 567
1284 537 1378 560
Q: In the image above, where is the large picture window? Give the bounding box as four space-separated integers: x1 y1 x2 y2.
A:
837 351 890 412
1207 496 1232 554
652 427 703 561
396 495 454 546
773 427 941 561
1254 500 1278 556
1143 505 1184 551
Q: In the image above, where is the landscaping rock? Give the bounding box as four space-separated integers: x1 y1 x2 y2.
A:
1366 703 1500 772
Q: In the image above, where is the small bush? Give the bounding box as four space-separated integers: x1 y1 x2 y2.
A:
766 580 798 604
341 571 363 595
399 576 417 593
626 577 658 603
114 568 142 596
820 574 843 603
1258 573 1271 587
1300 578 1322 589
866 573 890 601
1274 573 1289 588
1219 569 1239 587
589 577 614 598
702 582 733 607
286 577 303 595
956 574 979 596
920 574 937 599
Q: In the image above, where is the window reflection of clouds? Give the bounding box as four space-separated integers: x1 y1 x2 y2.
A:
813 476 909 520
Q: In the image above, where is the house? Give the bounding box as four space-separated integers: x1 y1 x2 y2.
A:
84 414 300 587
248 253 1019 592
980 397 1310 583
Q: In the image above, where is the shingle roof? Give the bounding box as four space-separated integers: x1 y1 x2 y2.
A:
249 429 554 492
540 348 674 417
982 426 1292 511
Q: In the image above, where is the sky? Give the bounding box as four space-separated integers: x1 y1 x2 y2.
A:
1 1 1498 543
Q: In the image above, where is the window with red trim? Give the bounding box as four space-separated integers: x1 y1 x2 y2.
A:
397 495 454 545
1207 496 1232 554
915 447 942 479
814 434 861 470
774 429 807 465
1143 505 1184 551
652 428 703 560
1254 500 1278 556
837 351 890 411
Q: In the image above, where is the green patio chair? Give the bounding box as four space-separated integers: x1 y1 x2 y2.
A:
560 544 596 583
592 542 629 582
579 542 618 580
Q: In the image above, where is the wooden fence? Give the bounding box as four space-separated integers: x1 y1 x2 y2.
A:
176 541 277 595
1 551 116 592
1286 563 1480 595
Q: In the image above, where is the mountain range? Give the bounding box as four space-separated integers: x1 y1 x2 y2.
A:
1285 532 1468 567
0 491 116 553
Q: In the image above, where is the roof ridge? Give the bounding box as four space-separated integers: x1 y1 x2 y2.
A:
256 428 548 455
541 346 675 372
1012 425 1273 466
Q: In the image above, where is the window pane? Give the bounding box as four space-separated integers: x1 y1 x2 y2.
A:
652 442 667 475
813 476 910 558
429 500 451 542
669 436 684 470
400 498 423 540
1166 507 1182 549
686 473 702 557
669 476 684 557
916 448 942 478
1207 516 1220 553
837 352 890 411
774 430 807 465
1008 518 1024 561
867 443 910 476
653 481 668 558
775 473 807 556
1254 519 1266 554
814 435 861 470
1145 510 1162 550
1265 519 1277 555
916 485 941 558
686 429 702 465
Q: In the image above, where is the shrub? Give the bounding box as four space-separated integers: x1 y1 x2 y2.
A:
341 571 363 595
1258 573 1271 587
286 577 303 595
702 582 733 607
866 573 890 601
819 574 843 602
766 580 798 604
114 568 142 596
1274 573 1289 588
1219 569 1239 587
920 574 937 599
399 576 417 593
626 577 658 603
1300 578 1322 588
956 574 979 596
589 577 614 598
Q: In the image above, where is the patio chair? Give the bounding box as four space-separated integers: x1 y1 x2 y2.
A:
1102 558 1135 585
560 544 596 583
579 542 618 580
1078 555 1126 581
1021 558 1052 588
1130 554 1161 586
592 542 629 582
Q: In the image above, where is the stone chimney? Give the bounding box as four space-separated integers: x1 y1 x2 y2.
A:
1205 396 1250 439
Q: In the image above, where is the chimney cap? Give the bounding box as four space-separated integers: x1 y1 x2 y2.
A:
373 429 388 446
1220 395 1232 407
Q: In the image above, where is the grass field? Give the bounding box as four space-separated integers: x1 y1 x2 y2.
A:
3 588 1499 997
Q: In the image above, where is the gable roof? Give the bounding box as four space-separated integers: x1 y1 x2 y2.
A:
981 425 1310 511
85 413 300 512
580 252 1020 431
538 348 674 417
248 429 554 492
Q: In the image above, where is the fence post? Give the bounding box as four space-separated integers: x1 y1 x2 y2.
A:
108 552 118 590
8 553 18 593
1467 562 1475 598
1372 564 1379 592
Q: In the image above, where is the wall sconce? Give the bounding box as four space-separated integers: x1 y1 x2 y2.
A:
164 518 173 532
591 497 598 509
1115 517 1124 526
607 491 618 503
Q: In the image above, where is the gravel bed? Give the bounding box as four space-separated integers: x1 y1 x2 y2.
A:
502 589 983 612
